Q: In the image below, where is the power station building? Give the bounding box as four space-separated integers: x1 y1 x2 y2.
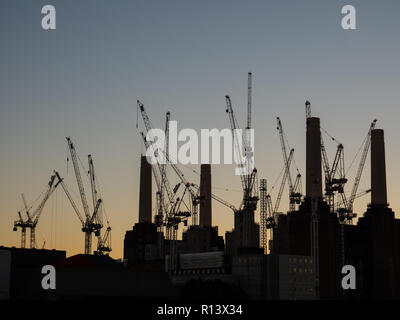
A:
124 112 400 300
272 116 400 299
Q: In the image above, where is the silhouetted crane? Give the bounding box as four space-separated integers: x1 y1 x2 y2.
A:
337 119 377 224
64 138 104 254
13 174 61 248
276 117 302 211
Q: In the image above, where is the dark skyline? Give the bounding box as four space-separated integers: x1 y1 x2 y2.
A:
0 0 399 261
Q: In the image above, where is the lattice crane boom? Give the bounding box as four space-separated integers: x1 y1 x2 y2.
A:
31 175 59 224
225 95 246 192
88 155 98 212
347 119 377 213
30 175 61 248
21 194 30 220
273 149 294 214
66 137 91 220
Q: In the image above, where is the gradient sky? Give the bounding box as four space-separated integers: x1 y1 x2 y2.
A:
1 0 399 259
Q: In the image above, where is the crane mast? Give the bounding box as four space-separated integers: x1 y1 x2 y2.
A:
259 179 267 253
157 111 171 230
247 72 252 130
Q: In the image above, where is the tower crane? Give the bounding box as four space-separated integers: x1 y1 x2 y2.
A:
65 138 104 254
137 103 193 272
225 94 259 212
13 174 61 248
321 133 347 212
88 154 112 255
224 73 259 251
337 119 377 224
138 103 197 226
54 170 110 254
138 102 175 224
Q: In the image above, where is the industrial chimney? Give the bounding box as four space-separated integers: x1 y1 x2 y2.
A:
200 164 212 227
306 117 323 199
371 129 388 206
138 155 152 223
